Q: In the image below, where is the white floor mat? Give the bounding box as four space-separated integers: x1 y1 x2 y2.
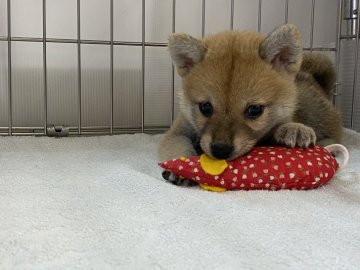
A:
0 129 359 270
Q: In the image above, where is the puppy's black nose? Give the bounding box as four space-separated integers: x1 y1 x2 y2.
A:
211 144 234 159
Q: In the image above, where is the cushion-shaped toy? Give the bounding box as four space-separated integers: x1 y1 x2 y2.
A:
159 144 349 192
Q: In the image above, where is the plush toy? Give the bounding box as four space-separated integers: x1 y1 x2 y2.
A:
159 144 349 192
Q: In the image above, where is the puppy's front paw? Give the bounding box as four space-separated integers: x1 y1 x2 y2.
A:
162 171 198 187
274 123 316 148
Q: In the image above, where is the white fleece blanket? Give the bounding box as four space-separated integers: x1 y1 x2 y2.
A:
0 129 359 270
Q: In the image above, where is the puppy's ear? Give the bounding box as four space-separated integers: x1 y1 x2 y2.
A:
259 24 303 75
168 33 207 76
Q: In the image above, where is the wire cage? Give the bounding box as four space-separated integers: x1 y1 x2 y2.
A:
0 0 358 136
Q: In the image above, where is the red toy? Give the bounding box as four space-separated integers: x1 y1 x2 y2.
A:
159 144 349 192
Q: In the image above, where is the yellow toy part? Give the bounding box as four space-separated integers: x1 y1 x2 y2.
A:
199 154 228 176
199 184 227 192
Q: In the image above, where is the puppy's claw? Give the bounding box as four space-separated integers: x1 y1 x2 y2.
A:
162 171 198 187
274 123 316 148
162 171 171 180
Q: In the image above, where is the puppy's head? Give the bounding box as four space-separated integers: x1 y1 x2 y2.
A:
169 24 303 160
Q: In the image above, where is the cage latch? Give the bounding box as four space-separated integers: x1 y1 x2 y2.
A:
47 125 70 137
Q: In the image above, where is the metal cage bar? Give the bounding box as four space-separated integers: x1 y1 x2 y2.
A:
334 0 344 107
351 0 360 128
310 0 316 51
110 0 114 134
285 0 289 23
258 0 262 32
171 0 176 124
7 0 12 136
141 0 145 133
202 0 206 37
43 0 47 135
230 0 234 30
77 0 82 135
0 36 168 47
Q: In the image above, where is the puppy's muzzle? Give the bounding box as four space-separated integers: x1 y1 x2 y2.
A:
211 143 234 159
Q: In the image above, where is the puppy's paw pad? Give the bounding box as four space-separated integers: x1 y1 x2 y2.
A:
275 123 316 148
162 171 198 187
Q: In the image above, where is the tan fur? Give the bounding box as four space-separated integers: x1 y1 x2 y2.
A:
158 24 342 168
299 52 337 99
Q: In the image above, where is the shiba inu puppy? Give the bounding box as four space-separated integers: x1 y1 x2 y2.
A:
158 24 342 186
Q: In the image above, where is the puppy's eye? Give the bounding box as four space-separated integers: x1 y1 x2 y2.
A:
245 105 264 119
199 102 213 117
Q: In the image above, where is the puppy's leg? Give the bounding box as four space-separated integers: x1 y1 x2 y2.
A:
158 134 196 162
274 122 316 148
158 114 198 186
159 135 198 186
